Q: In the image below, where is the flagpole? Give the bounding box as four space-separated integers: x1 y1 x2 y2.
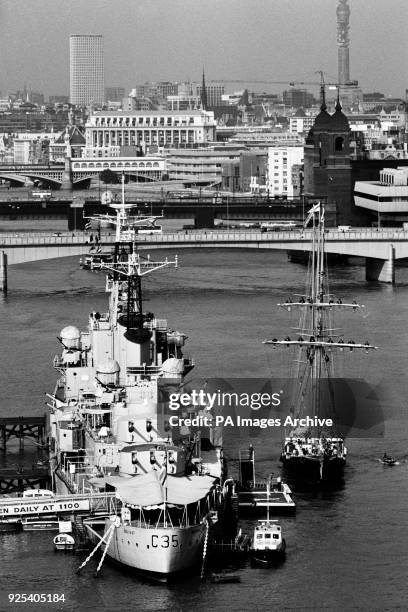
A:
266 476 270 523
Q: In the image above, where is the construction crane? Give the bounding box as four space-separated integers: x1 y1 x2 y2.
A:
209 71 338 89
210 79 319 86
210 72 338 108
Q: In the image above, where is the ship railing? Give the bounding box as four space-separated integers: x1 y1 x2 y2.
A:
57 465 79 493
53 355 88 370
129 498 212 529
126 365 163 375
144 318 168 331
78 395 97 406
155 319 168 331
244 478 283 490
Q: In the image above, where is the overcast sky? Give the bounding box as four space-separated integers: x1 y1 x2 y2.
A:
0 0 407 98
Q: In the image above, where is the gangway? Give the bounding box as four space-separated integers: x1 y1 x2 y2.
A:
0 491 119 521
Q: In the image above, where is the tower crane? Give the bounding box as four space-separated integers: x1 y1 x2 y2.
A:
209 72 339 106
209 72 338 89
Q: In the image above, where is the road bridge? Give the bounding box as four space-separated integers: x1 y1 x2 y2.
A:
0 159 164 187
0 228 406 283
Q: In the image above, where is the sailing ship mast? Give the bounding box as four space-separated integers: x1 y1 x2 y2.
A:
263 202 377 479
264 202 377 422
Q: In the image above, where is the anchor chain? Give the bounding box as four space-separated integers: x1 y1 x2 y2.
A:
76 518 119 576
200 517 209 580
94 519 117 577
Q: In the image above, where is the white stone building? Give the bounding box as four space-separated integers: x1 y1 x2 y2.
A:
13 139 31 163
266 146 304 198
85 110 216 155
354 167 408 225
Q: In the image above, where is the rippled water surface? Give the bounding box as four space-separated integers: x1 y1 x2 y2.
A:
0 249 407 611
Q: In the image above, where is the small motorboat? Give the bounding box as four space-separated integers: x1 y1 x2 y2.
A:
250 520 286 566
53 534 75 551
381 454 399 466
210 573 241 584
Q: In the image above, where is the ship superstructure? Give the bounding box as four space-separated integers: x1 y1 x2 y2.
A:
47 178 224 577
264 203 377 481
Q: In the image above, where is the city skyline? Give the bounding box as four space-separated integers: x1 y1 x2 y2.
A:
0 0 407 98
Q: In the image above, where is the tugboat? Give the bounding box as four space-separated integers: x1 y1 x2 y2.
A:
47 176 225 579
264 203 377 481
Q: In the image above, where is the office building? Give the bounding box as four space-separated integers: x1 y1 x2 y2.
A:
85 109 216 154
70 35 104 107
266 145 304 198
105 87 125 103
195 83 224 107
283 88 314 109
354 167 408 226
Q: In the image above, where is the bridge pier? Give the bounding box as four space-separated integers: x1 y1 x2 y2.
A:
0 251 7 292
194 207 214 228
366 244 395 284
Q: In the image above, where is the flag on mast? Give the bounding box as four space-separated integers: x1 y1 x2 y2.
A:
159 463 167 487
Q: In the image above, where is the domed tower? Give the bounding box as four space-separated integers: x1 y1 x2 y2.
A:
325 95 353 225
304 91 353 226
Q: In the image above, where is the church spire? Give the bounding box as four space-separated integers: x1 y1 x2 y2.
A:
201 68 208 111
320 82 327 111
335 87 342 111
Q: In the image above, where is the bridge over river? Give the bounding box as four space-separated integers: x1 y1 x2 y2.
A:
0 228 406 283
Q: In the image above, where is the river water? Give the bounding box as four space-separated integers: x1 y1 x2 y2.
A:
0 248 407 611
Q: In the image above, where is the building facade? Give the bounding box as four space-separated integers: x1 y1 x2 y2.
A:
283 88 314 109
222 150 267 193
354 167 408 226
166 146 242 184
13 139 32 164
105 87 125 103
70 35 104 107
289 112 316 135
266 146 304 198
195 84 225 107
85 110 216 154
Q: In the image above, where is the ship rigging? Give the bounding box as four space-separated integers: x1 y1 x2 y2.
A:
263 202 377 481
